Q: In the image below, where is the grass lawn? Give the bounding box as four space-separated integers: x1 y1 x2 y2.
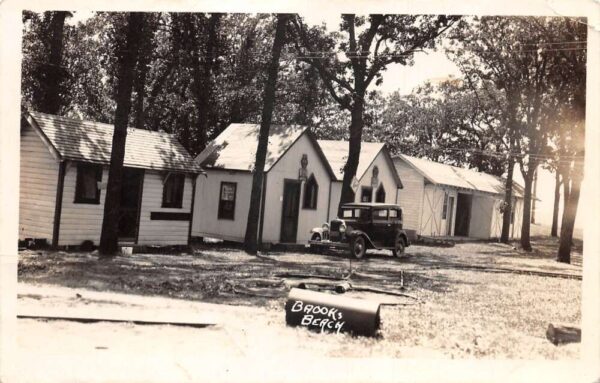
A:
18 236 582 359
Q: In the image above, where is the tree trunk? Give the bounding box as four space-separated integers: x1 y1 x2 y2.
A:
520 166 536 252
337 96 365 216
99 13 145 256
36 11 69 114
557 162 583 264
190 14 221 154
243 14 289 255
500 155 515 243
133 55 148 130
550 170 561 237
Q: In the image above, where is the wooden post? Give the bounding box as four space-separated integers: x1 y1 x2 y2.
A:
51 161 66 249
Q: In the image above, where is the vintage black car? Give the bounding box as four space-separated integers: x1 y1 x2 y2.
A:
308 202 410 259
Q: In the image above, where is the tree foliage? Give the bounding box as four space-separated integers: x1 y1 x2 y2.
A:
366 80 506 175
291 14 459 212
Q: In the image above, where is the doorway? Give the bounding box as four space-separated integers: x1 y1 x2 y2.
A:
454 193 472 237
280 179 301 243
118 168 144 242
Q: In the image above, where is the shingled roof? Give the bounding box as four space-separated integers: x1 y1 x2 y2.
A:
317 140 403 187
26 111 202 173
195 123 335 177
396 154 524 198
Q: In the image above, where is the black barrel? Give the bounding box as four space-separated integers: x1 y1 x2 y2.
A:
285 288 381 337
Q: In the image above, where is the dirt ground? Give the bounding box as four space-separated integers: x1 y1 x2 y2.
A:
17 236 582 374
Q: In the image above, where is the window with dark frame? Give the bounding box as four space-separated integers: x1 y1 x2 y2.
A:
375 184 386 203
303 174 318 209
218 182 237 220
74 163 102 204
360 186 373 202
162 174 185 208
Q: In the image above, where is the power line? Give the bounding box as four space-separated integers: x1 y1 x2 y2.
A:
417 145 584 162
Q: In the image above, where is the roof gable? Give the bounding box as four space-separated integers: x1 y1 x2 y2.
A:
317 140 402 187
27 111 202 173
396 154 524 198
196 123 308 172
317 140 383 181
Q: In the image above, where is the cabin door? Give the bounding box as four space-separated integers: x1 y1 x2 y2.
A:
118 168 144 242
454 193 472 237
280 179 301 243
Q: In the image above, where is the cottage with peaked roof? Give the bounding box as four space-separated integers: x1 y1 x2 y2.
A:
20 111 203 248
192 123 336 245
317 140 403 222
393 154 525 239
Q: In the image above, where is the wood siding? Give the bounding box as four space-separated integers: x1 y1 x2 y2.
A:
137 172 193 245
469 194 495 238
19 125 59 241
394 158 424 232
327 150 401 221
328 182 342 221
192 133 333 245
58 162 107 245
262 133 331 244
191 169 254 242
59 164 193 246
420 185 447 236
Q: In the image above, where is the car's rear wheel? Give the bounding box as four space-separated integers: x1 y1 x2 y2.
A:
392 233 406 258
350 236 366 259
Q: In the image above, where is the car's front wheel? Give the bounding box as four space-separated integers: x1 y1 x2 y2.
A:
309 233 322 254
350 236 366 259
392 233 406 258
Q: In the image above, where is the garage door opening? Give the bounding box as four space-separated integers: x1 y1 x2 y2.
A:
454 193 472 237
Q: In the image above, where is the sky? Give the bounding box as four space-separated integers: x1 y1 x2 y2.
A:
64 10 580 230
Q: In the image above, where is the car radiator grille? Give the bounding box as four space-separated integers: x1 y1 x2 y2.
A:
330 221 341 233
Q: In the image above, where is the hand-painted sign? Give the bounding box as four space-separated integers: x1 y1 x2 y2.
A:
285 288 381 337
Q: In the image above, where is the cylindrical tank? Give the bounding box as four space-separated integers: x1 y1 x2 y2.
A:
285 288 381 337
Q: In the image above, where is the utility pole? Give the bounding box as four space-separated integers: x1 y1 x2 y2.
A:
531 168 537 224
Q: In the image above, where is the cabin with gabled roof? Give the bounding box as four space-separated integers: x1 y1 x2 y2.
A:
19 111 203 248
192 123 336 245
393 154 525 239
317 140 403 222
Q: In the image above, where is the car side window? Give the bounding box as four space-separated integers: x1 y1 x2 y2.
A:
374 209 388 220
342 210 353 218
389 209 398 218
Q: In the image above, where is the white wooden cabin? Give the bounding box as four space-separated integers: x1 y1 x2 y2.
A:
317 140 404 221
191 124 336 245
19 111 203 248
393 154 525 239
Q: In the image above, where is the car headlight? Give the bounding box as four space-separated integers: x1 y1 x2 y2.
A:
339 223 347 233
322 223 329 231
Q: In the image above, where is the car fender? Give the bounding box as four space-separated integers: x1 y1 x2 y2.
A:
397 230 410 247
346 230 376 249
310 227 325 235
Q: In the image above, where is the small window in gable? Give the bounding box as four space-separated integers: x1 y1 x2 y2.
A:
218 182 237 220
303 174 318 209
162 173 185 208
375 184 386 203
74 163 102 204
